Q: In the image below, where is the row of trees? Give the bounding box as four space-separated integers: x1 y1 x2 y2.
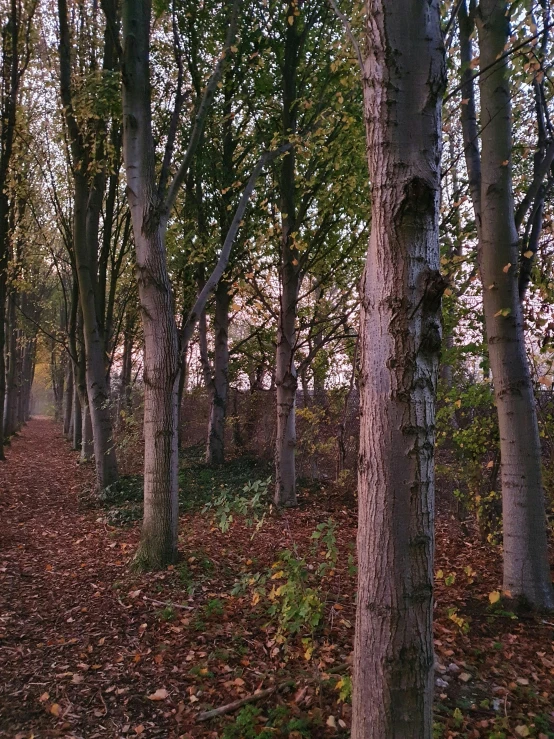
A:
1 0 554 735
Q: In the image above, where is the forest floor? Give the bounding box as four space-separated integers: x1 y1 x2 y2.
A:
1 419 554 739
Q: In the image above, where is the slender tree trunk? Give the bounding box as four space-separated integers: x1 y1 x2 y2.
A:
74 174 119 488
72 375 82 451
118 311 134 424
81 400 94 462
275 270 299 506
352 2 445 737
476 0 554 609
63 361 73 437
3 292 18 436
274 1 301 507
206 281 230 465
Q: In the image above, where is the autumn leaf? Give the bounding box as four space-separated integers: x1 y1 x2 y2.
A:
50 703 61 717
489 590 501 604
147 688 169 701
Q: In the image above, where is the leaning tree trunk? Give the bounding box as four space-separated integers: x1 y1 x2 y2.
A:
206 280 230 465
352 1 445 737
476 0 554 609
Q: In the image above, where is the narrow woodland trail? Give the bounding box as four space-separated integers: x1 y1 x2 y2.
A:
0 418 144 737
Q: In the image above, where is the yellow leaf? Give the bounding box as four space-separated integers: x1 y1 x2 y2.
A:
515 726 530 738
489 590 501 604
436 569 444 579
50 703 61 717
523 250 533 259
271 571 285 579
288 15 294 24
230 45 238 53
251 591 260 606
486 460 494 469
503 263 512 273
454 399 461 408
501 160 509 166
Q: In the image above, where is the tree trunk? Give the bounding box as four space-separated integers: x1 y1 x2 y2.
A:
352 2 445 737
206 281 230 465
476 0 554 609
74 174 119 489
3 293 18 437
274 1 301 507
81 400 94 462
122 0 180 569
72 376 82 451
63 361 73 437
275 269 299 506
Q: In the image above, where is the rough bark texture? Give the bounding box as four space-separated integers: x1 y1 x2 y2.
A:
352 2 445 737
476 0 554 609
122 0 180 569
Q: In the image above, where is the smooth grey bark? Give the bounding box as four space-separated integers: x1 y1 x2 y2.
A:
475 0 554 609
352 1 445 737
205 281 230 465
58 0 119 489
63 363 73 437
72 377 82 451
4 293 18 436
81 401 94 462
274 2 301 507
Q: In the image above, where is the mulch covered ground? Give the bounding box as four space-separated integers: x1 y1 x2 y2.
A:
1 418 554 738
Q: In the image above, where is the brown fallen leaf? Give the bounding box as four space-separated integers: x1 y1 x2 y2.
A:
147 688 169 701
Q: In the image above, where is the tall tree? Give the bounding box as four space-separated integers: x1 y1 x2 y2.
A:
57 0 119 489
458 0 554 609
352 0 445 736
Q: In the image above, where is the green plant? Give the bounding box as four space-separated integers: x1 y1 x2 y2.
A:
156 606 176 621
268 549 324 638
311 518 338 577
202 477 271 533
204 598 224 618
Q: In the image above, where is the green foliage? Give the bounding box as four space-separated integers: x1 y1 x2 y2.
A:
203 598 224 619
97 475 143 527
268 549 324 638
222 704 314 739
437 381 501 539
202 477 271 533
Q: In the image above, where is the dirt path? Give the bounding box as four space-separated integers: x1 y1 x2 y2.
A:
0 419 182 738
